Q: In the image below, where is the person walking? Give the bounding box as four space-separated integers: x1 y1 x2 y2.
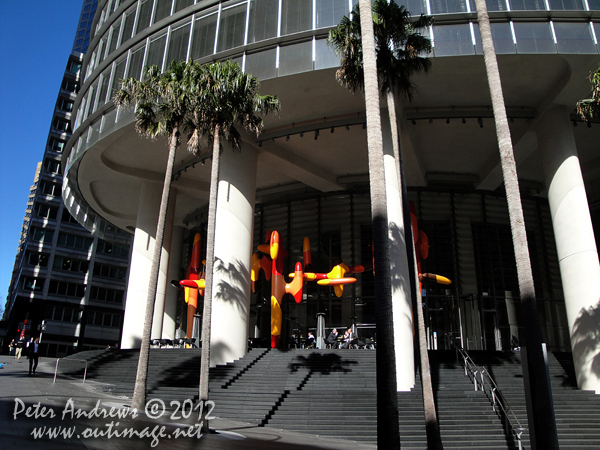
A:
15 337 25 360
28 337 40 375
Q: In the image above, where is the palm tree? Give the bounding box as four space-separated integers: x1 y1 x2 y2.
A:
196 60 280 427
577 64 600 122
341 0 399 447
473 1 558 448
330 2 441 447
114 59 211 411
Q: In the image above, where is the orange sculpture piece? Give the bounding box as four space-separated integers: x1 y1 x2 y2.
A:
409 201 451 288
180 233 205 338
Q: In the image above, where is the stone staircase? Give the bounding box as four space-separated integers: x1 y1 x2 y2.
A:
467 350 600 450
429 351 522 449
58 347 600 448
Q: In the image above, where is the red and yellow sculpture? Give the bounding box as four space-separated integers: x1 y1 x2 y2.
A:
251 232 367 348
410 201 451 287
179 233 206 338
250 231 298 348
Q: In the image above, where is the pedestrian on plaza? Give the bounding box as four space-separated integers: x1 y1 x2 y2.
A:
341 327 354 349
28 337 40 375
8 339 15 356
15 337 25 360
326 328 338 348
306 332 315 348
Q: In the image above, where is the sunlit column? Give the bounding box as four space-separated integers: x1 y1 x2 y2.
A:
121 182 176 348
382 109 415 391
209 143 258 366
536 104 600 393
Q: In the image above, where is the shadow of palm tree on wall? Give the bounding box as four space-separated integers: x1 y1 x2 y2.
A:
388 222 411 296
571 298 600 388
213 258 250 317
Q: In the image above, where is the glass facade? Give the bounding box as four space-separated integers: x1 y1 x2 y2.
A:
64 0 600 265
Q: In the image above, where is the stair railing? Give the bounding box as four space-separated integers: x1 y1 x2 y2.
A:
53 358 88 384
447 334 526 450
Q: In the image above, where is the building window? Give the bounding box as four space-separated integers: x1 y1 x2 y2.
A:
53 256 89 274
48 280 86 298
61 209 80 225
146 34 167 70
279 40 313 76
553 22 597 54
31 227 54 244
57 232 94 251
315 37 340 70
44 158 61 174
281 0 313 36
58 98 74 112
475 22 516 54
136 0 153 35
87 311 122 328
93 262 127 280
245 47 277 80
433 24 475 56
90 286 125 303
514 22 556 53
54 118 71 132
166 21 191 64
191 10 218 60
45 306 82 322
62 79 78 92
174 0 194 12
20 276 45 292
34 203 58 220
97 239 130 258
216 2 247 53
248 0 278 43
154 0 173 24
40 180 62 196
315 0 349 29
122 8 136 45
508 0 546 10
26 251 49 267
430 0 473 14
126 45 146 80
107 21 121 56
50 139 66 153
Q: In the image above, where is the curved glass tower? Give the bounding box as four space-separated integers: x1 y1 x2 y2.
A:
63 0 600 393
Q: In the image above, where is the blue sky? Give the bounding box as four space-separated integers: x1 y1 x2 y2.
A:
0 1 85 312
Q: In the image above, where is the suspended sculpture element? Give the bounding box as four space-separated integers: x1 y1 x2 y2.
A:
409 201 451 287
179 233 206 337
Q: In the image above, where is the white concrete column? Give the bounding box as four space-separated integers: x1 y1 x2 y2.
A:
382 109 415 391
121 182 176 348
536 105 600 393
209 143 257 367
162 224 184 339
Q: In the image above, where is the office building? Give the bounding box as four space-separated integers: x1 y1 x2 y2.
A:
4 0 135 357
61 0 600 393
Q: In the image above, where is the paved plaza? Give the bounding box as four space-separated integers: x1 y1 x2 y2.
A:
0 355 376 450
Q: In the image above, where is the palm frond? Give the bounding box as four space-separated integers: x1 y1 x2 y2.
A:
577 65 600 122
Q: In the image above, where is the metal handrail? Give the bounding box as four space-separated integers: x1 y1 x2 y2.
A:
53 358 88 384
447 334 526 450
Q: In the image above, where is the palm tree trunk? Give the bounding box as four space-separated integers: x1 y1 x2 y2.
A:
131 127 178 411
199 124 221 431
359 1 400 448
387 86 442 449
474 1 558 448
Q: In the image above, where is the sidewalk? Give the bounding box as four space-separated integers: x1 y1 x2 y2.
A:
0 355 376 450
